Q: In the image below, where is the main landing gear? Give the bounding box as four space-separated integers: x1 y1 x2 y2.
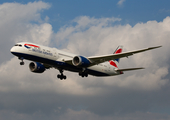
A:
19 57 24 65
79 72 88 77
79 68 88 78
57 70 67 80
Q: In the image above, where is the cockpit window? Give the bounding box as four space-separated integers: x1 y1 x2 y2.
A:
14 44 22 47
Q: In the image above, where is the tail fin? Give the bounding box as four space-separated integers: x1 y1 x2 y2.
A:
109 46 123 68
113 45 123 62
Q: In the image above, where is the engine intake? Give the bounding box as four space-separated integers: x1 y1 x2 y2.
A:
72 56 91 67
29 62 45 73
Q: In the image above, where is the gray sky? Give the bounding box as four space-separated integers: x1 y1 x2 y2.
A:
0 1 170 120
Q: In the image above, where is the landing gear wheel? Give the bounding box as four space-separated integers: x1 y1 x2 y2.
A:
79 72 88 78
63 75 66 79
85 74 88 77
57 74 61 78
57 70 67 80
20 61 24 65
57 74 67 80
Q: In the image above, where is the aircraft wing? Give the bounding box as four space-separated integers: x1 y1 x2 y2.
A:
87 46 161 65
65 46 161 66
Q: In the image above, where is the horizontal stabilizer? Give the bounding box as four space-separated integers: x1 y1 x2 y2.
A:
116 67 145 72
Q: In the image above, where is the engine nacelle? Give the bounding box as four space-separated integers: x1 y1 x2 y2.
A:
29 62 45 73
72 56 91 67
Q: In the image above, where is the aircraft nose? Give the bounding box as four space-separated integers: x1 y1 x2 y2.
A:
10 47 16 55
10 47 14 52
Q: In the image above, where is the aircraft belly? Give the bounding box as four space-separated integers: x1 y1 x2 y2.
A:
87 65 111 76
11 52 113 77
87 65 120 76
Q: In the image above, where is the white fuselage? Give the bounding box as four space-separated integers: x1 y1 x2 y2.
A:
10 42 121 77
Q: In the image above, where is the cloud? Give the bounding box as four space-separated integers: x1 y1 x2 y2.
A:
54 16 121 49
16 23 53 45
59 110 170 120
0 109 170 120
1 1 170 120
117 0 126 6
0 1 50 63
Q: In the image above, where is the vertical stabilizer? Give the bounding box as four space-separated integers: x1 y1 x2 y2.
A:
113 45 123 62
109 46 123 68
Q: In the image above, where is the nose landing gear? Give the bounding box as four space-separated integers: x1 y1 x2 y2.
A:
19 57 24 65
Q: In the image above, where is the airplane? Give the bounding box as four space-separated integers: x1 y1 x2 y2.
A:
10 42 161 80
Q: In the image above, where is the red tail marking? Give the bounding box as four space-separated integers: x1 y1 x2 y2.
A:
109 60 118 68
115 49 122 54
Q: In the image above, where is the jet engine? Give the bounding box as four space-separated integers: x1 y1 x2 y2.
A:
29 62 45 73
72 56 91 67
